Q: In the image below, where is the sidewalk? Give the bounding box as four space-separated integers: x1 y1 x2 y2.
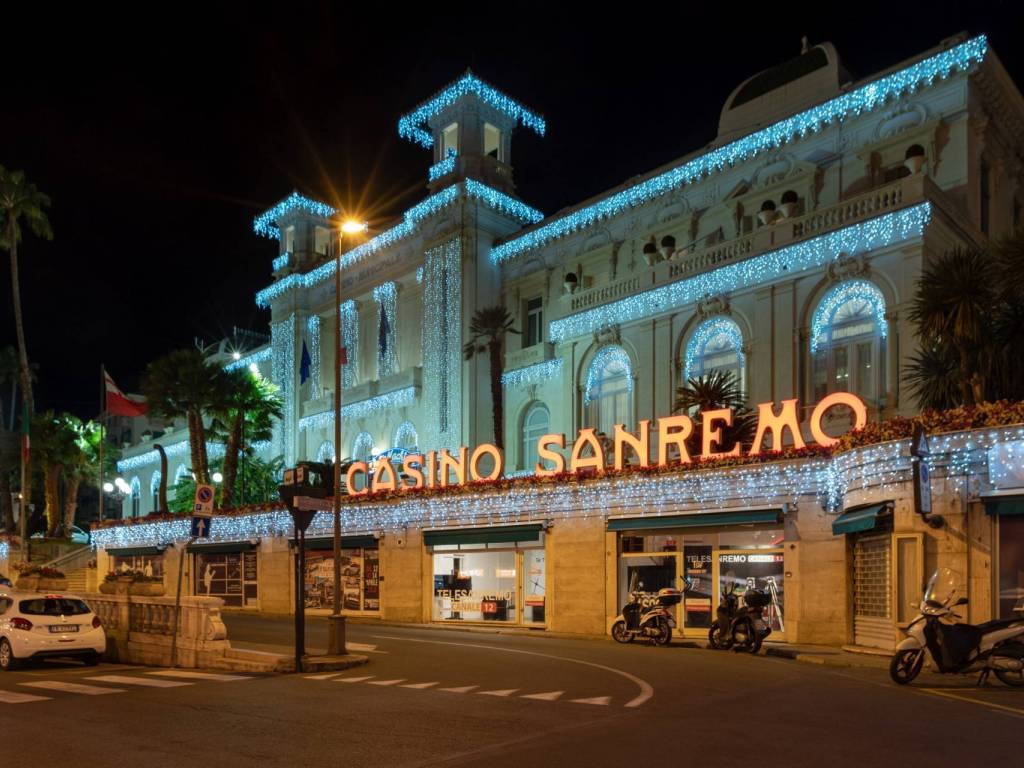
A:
762 642 892 669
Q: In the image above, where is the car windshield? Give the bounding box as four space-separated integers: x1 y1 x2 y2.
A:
19 598 91 616
923 568 960 605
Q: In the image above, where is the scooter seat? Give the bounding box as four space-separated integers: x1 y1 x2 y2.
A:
976 617 1024 634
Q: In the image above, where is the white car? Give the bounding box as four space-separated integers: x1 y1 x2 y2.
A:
0 589 106 671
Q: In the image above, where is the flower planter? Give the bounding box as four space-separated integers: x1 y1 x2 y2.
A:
15 575 39 591
36 577 68 592
128 582 166 597
99 581 122 595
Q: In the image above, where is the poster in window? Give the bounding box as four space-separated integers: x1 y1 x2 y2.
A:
363 549 380 611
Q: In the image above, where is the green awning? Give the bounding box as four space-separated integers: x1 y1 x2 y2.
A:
423 524 543 547
832 502 892 535
186 541 258 554
301 535 378 550
608 509 783 531
984 497 1024 516
106 546 166 557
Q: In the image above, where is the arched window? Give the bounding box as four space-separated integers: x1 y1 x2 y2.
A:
811 280 887 403
150 471 162 513
316 441 335 464
394 421 418 451
352 432 374 463
683 317 746 388
583 345 634 435
130 477 141 519
172 464 190 501
521 403 550 471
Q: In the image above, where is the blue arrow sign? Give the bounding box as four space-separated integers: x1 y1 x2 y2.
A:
191 516 212 538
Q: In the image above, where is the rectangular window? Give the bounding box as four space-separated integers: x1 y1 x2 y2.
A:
999 515 1024 619
314 226 330 256
441 123 459 159
433 550 517 622
832 346 849 390
980 161 991 235
484 123 501 160
284 225 296 253
524 296 543 347
113 554 165 579
302 546 380 612
812 354 828 401
855 341 874 401
196 551 258 608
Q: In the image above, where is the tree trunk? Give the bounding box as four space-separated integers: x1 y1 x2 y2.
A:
220 414 243 510
0 467 12 533
8 224 34 517
957 344 974 406
44 463 61 537
187 409 209 485
488 340 504 450
62 476 81 536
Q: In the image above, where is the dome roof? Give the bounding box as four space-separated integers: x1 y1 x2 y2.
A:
717 42 851 144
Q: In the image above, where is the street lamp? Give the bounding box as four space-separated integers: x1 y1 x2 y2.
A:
329 217 368 656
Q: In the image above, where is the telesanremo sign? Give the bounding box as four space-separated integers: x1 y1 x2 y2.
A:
345 392 867 497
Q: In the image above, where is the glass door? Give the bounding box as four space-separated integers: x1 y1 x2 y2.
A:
521 549 547 625
714 548 786 636
617 553 682 627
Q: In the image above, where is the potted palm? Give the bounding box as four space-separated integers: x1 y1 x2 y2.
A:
778 190 799 219
758 200 777 226
905 144 926 175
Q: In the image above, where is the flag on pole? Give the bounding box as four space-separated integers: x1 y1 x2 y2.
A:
104 370 147 417
300 340 311 384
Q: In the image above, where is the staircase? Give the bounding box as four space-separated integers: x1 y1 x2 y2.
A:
41 545 94 594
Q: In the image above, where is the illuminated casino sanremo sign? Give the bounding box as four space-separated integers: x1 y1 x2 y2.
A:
345 392 867 496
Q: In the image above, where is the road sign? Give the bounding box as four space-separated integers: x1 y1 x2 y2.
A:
193 483 215 516
190 515 212 538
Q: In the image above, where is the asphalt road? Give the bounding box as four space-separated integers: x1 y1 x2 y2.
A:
3 615 1023 767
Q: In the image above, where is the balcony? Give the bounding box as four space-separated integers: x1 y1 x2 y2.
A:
505 343 555 372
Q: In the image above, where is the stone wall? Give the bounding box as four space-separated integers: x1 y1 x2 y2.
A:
381 529 424 623
548 517 605 635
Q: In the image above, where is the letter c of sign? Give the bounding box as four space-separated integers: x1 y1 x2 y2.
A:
809 392 868 447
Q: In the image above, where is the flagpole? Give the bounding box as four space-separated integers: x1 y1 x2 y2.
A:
99 364 105 523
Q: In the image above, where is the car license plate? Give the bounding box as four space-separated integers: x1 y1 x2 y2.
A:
49 625 79 633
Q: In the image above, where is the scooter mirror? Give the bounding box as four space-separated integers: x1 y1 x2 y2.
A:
955 597 969 606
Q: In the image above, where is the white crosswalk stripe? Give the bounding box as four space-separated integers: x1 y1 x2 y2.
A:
366 679 406 686
20 681 123 696
401 682 438 689
571 696 612 706
148 670 251 681
0 690 51 704
305 672 344 680
87 675 193 688
477 689 519 697
305 675 618 705
335 676 375 683
438 685 478 693
521 691 564 701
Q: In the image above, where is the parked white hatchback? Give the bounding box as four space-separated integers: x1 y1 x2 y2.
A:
0 589 106 671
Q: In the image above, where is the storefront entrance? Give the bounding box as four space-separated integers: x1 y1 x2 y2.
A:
427 525 546 626
611 510 786 640
188 541 259 608
984 497 1024 619
301 535 380 613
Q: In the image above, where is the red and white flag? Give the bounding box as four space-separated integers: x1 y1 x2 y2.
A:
104 370 147 417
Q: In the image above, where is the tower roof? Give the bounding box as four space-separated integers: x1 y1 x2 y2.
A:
253 192 336 238
398 72 545 148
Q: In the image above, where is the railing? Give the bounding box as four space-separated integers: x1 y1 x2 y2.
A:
792 177 912 239
41 544 93 574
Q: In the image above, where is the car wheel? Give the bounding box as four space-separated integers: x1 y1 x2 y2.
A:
0 638 19 671
83 653 101 667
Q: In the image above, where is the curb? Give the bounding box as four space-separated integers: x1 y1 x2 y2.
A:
296 653 370 674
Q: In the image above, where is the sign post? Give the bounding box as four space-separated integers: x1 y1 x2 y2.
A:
911 425 942 528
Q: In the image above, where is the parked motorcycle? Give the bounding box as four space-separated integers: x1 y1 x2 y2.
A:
709 583 773 653
890 567 1024 686
612 573 682 646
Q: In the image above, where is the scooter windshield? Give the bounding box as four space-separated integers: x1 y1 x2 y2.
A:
923 567 960 605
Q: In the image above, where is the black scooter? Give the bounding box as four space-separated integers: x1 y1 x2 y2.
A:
709 583 772 653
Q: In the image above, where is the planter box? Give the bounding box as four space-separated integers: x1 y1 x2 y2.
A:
15 575 39 591
37 577 68 592
128 582 166 597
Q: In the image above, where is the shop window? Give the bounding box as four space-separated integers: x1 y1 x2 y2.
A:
683 317 745 390
524 296 543 348
130 477 141 519
303 546 380 612
113 553 164 579
316 440 335 464
441 123 459 160
196 550 258 608
150 471 161 513
521 403 549 471
584 345 634 434
484 122 501 160
999 515 1024 619
393 421 418 450
811 280 887 405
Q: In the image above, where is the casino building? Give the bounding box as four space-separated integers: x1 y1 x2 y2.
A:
95 34 1024 650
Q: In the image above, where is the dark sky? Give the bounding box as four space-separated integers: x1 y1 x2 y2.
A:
3 3 1023 418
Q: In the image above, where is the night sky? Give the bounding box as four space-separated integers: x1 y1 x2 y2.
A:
3 3 1022 418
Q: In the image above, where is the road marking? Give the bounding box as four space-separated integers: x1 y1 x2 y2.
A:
401 682 439 689
438 685 478 694
571 696 612 706
477 688 519 697
148 670 251 682
86 675 192 688
920 687 1024 717
335 676 375 683
0 690 51 704
20 681 123 696
367 679 406 686
346 642 387 655
373 635 655 708
304 673 343 680
521 691 564 701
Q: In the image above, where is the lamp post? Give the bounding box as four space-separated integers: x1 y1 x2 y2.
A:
329 218 367 656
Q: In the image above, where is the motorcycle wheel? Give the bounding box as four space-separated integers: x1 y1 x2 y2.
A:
731 619 754 653
653 620 672 647
889 649 924 685
995 668 1024 687
611 620 633 644
708 622 732 650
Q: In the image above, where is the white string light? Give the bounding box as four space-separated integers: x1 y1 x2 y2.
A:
501 358 563 389
253 193 335 239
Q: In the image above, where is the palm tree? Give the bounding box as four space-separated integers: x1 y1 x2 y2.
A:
31 412 77 536
673 370 757 456
463 306 520 449
61 419 116 535
904 341 961 411
908 248 995 406
142 349 224 485
0 167 52 523
0 347 17 532
210 369 282 509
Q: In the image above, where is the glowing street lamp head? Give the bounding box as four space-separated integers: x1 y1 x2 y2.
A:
212 471 224 483
103 482 114 493
341 219 368 235
232 351 242 361
249 362 260 375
